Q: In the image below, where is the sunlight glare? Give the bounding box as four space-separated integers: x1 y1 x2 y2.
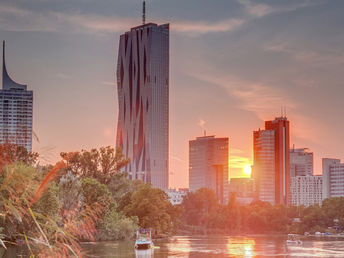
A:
243 165 252 176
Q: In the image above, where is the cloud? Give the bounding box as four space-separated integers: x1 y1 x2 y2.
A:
101 81 116 86
0 3 245 36
238 0 326 19
172 18 245 35
190 70 296 121
198 119 206 128
230 155 251 169
264 42 344 67
238 0 273 17
56 73 72 79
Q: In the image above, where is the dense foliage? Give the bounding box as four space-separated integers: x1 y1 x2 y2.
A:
0 145 180 256
180 188 344 235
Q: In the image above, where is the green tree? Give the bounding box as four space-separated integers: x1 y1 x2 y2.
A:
33 182 60 219
181 188 218 227
123 184 180 234
0 143 38 169
107 172 141 204
322 197 344 227
60 146 129 184
99 207 138 240
81 178 112 209
226 193 242 232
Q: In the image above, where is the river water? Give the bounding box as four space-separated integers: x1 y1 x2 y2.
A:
81 235 344 257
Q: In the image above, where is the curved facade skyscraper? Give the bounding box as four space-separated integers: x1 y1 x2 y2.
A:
1 41 33 151
116 23 169 189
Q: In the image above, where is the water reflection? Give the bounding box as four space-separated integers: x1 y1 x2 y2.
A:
6 235 343 257
226 237 255 257
135 248 154 258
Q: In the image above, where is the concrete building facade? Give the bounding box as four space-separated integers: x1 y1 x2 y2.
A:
1 41 33 151
291 176 322 206
322 158 344 199
290 148 313 177
189 135 229 204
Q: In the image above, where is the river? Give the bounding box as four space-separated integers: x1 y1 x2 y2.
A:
81 235 344 257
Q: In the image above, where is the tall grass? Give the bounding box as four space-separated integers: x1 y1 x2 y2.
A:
0 144 106 257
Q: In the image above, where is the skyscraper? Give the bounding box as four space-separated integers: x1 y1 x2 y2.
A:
253 117 290 205
189 135 229 204
290 147 313 177
116 18 169 189
253 129 275 204
1 41 33 151
322 158 344 199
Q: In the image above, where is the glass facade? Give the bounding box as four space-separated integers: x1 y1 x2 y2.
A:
116 23 169 190
1 41 33 151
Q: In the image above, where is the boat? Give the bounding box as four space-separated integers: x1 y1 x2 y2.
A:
135 228 154 250
286 234 302 245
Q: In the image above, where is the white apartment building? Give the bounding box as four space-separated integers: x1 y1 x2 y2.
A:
323 158 344 199
291 176 322 206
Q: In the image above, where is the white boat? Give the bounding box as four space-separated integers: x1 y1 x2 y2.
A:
135 228 154 250
286 234 302 245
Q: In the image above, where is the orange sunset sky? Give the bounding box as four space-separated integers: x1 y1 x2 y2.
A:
0 0 343 188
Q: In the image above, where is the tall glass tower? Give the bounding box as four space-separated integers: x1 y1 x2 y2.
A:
1 41 33 151
253 117 290 205
116 22 169 189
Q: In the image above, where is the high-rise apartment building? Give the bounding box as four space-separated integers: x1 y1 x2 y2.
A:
322 158 344 199
253 117 290 205
1 41 33 151
291 176 322 206
290 147 313 177
189 135 229 204
116 21 169 189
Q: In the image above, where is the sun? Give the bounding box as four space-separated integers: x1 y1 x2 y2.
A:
243 164 252 176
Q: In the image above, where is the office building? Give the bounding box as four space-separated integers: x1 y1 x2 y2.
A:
115 17 169 189
290 147 313 177
189 135 229 204
253 117 290 205
1 41 33 151
228 178 255 205
291 176 322 206
322 158 344 199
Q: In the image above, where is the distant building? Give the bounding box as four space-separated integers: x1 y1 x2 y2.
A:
290 147 313 177
165 188 188 205
1 41 33 151
322 158 344 199
253 117 290 205
291 176 322 206
228 178 255 205
189 135 229 204
115 21 169 189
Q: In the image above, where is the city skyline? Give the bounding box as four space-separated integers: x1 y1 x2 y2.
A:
0 0 344 188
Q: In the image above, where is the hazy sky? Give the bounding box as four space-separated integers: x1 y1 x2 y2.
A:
1 0 343 188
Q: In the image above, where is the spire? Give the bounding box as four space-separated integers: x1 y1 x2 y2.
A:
142 0 146 25
2 40 6 89
2 40 27 90
2 41 5 68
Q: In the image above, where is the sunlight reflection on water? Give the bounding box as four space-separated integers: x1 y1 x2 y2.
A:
77 235 344 257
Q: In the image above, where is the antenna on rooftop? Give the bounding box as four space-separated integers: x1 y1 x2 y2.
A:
142 0 146 25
